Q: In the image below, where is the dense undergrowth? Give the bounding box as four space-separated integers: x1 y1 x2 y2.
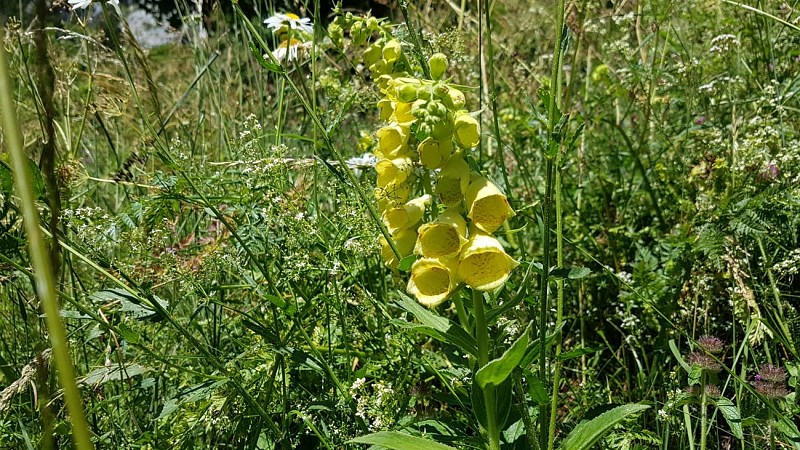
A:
1 0 799 448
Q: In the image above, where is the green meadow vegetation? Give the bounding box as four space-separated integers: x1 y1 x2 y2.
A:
1 0 799 448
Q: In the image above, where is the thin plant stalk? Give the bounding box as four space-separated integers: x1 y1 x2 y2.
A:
473 289 500 450
700 373 708 450
0 40 95 450
547 169 565 450
538 0 567 446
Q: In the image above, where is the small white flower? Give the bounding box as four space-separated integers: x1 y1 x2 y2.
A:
68 0 121 14
264 13 313 35
268 39 312 63
346 152 377 177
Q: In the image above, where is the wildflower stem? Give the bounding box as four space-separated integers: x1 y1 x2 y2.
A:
473 289 500 450
0 41 95 450
700 372 707 450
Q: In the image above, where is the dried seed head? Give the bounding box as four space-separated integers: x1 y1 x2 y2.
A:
697 335 724 354
688 352 722 373
758 364 787 384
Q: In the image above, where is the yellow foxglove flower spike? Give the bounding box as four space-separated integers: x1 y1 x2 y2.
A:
376 123 411 158
465 176 515 234
415 208 468 259
458 232 519 291
436 155 471 207
407 256 459 307
377 98 395 122
453 111 481 149
382 194 431 233
418 137 452 169
380 228 417 269
376 157 413 187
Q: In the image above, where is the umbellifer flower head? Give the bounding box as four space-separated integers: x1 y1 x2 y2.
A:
407 257 459 307
458 232 518 291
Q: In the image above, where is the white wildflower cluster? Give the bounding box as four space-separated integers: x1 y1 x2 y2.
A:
772 248 800 276
350 377 397 431
709 34 739 54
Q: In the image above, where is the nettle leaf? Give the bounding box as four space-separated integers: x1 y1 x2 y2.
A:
393 294 477 357
476 323 532 389
557 403 650 450
80 364 149 387
348 431 457 450
712 397 742 440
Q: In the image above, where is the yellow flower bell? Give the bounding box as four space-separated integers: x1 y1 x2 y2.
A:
380 228 417 268
417 137 452 169
415 208 468 259
393 101 415 123
465 176 515 234
378 98 394 121
375 180 411 210
376 157 413 188
458 232 518 291
453 111 481 149
436 156 470 206
382 194 431 233
376 123 410 158
407 256 459 307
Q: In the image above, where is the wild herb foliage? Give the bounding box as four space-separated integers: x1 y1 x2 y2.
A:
0 0 799 449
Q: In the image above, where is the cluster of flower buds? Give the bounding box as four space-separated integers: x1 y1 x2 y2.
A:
332 22 518 307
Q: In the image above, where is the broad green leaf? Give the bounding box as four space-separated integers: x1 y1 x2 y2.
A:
669 339 691 372
712 397 742 440
118 323 140 344
398 254 417 272
549 266 591 280
558 346 602 361
476 323 531 389
348 431 457 450
250 43 284 73
80 364 149 386
775 416 800 450
525 370 549 405
394 295 477 356
557 403 650 450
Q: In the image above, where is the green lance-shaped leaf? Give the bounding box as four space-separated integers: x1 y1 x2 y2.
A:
712 397 743 440
476 323 531 389
348 431 458 450
557 403 650 450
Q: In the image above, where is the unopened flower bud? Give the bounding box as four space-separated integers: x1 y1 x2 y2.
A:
428 53 448 79
366 16 379 30
453 112 480 148
383 39 402 63
444 87 466 110
397 83 419 102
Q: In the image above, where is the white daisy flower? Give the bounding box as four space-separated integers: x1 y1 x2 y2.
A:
264 13 313 35
268 39 312 63
68 0 121 14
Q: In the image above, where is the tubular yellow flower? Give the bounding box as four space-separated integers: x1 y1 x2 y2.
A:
377 98 394 121
436 156 470 206
407 257 459 307
393 101 415 123
458 232 518 291
382 39 402 63
376 157 413 187
376 123 410 158
380 228 417 268
417 137 452 169
453 111 481 149
465 176 515 233
382 194 431 233
375 180 411 210
415 208 467 258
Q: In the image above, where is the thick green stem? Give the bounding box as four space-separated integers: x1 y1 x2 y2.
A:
547 170 565 450
700 373 707 450
537 158 554 449
473 289 500 450
0 41 95 450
